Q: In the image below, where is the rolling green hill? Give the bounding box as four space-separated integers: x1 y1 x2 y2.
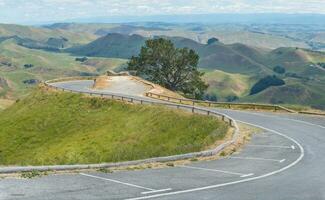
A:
1 24 324 110
65 33 325 109
0 23 96 45
0 39 127 99
202 69 254 101
66 33 146 58
66 33 271 75
0 88 227 165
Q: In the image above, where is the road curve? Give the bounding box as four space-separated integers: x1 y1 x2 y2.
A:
0 79 324 200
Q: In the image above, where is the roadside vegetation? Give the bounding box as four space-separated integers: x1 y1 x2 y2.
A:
0 88 228 166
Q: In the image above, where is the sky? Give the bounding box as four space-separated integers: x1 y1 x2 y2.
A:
1 0 325 24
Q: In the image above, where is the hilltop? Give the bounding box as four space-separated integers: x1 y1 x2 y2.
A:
0 88 227 165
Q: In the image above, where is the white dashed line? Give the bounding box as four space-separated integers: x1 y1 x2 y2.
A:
180 165 254 177
141 188 172 195
229 156 286 163
247 144 295 150
80 173 156 191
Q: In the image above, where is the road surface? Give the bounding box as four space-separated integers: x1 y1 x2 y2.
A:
0 78 324 200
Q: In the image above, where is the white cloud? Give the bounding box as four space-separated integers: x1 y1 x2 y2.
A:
0 0 325 24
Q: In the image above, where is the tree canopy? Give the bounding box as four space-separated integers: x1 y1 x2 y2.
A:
250 75 285 95
207 37 219 45
128 38 207 99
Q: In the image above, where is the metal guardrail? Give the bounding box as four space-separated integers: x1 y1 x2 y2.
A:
44 81 237 127
146 92 296 113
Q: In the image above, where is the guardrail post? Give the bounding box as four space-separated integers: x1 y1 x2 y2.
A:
228 104 231 109
208 102 211 107
130 98 133 103
274 106 277 112
112 95 114 99
101 94 103 97
222 116 225 121
121 97 124 101
192 101 195 106
229 119 233 127
192 107 195 113
207 111 210 115
140 100 143 104
179 99 182 103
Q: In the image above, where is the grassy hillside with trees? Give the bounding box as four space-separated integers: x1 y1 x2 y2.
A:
0 88 228 165
0 40 127 100
1 23 324 110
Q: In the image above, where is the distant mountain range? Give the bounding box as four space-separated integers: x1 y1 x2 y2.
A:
64 14 325 25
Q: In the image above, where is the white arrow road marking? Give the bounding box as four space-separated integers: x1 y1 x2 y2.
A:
247 144 296 150
229 156 286 163
80 173 171 193
180 165 254 178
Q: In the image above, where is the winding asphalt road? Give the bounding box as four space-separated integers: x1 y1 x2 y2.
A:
0 78 324 200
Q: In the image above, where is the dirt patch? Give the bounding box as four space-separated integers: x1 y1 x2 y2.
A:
130 76 183 98
0 99 15 110
92 75 111 89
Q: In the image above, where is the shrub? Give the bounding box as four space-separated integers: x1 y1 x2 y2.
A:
273 65 286 74
98 168 113 173
220 151 226 156
75 57 88 62
204 93 218 101
226 95 239 102
21 170 42 178
190 158 198 162
24 64 34 68
166 163 174 167
250 75 285 95
207 37 219 45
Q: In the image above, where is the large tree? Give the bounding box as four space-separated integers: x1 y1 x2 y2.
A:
128 38 207 99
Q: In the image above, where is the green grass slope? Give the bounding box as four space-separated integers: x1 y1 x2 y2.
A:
0 89 228 166
241 78 325 109
202 69 254 101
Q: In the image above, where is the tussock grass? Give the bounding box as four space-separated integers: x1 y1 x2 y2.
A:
0 89 228 166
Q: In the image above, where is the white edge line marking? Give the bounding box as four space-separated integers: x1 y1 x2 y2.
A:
141 188 172 195
291 145 295 150
79 173 155 191
247 144 295 149
229 156 285 163
125 120 304 200
237 111 325 129
180 165 252 177
280 159 286 163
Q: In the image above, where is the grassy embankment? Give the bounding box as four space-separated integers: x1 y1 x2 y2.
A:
0 88 228 166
